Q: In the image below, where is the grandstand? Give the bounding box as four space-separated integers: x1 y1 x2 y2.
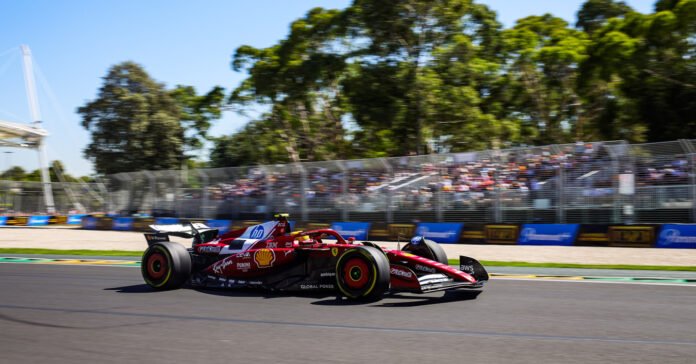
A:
100 139 696 225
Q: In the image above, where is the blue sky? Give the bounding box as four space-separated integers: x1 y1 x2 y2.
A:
0 0 655 176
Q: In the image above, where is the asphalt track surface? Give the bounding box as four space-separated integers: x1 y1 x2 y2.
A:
1 264 695 363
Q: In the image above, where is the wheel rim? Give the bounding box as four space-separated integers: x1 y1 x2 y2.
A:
146 252 168 280
343 257 369 289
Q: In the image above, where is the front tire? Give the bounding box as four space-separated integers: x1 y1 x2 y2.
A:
402 238 449 265
141 242 191 290
335 246 390 302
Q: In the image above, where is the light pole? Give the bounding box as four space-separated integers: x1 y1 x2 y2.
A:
3 151 12 173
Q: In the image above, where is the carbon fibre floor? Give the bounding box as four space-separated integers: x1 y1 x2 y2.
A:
1 263 695 363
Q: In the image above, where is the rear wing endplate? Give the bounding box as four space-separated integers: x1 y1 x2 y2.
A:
145 223 218 246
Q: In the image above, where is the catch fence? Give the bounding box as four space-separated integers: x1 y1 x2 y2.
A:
100 139 696 224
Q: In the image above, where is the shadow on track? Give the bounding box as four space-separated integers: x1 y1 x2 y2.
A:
106 284 482 307
311 290 482 307
105 284 160 293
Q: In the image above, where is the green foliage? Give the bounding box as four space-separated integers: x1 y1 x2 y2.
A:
576 0 632 33
79 62 224 174
0 166 27 181
581 0 696 142
0 160 84 182
214 0 696 166
169 85 226 155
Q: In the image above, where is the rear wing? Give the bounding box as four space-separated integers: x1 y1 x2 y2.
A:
144 223 219 246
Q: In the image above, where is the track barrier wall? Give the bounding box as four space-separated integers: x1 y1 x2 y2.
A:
3 214 696 249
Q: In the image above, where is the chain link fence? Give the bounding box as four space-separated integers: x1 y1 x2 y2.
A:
4 139 696 222
0 179 108 215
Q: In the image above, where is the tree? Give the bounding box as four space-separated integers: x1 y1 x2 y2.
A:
498 15 590 144
576 0 632 33
169 85 226 158
227 0 510 162
0 166 26 181
581 0 696 141
346 0 508 154
79 62 224 174
230 7 350 163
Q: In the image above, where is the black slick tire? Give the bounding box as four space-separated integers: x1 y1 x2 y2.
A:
335 246 390 302
141 242 191 290
403 238 449 265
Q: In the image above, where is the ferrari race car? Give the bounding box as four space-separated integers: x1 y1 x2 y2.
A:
141 214 488 301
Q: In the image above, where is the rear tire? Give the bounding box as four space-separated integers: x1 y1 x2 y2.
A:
335 246 390 302
141 242 191 290
403 238 449 265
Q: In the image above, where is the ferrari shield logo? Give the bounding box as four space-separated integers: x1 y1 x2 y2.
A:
331 247 339 257
254 249 275 268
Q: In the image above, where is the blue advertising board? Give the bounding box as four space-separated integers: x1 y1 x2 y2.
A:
517 224 579 246
112 217 134 231
0 216 6 226
155 217 179 225
414 223 463 244
206 219 232 234
331 222 371 240
657 224 696 249
27 215 50 226
82 216 98 230
67 214 87 225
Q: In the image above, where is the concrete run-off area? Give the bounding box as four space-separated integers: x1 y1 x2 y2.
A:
2 227 696 266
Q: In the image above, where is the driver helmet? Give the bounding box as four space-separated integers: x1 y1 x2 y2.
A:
410 236 424 245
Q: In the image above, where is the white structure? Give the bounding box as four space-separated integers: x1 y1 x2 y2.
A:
0 45 55 213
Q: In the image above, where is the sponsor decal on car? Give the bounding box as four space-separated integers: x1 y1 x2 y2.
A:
236 262 251 270
212 258 234 274
300 283 335 290
145 233 169 243
320 272 336 277
331 247 339 257
266 241 278 248
414 264 436 273
460 264 475 274
198 245 222 253
390 266 414 279
254 248 275 268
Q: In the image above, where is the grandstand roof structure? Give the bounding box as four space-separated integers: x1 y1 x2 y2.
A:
0 119 48 148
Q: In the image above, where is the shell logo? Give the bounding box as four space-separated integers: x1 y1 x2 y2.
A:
254 249 275 268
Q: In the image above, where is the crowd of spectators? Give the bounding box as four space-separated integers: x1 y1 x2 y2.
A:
141 142 696 215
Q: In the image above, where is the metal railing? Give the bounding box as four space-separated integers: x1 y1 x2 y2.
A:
0 180 107 215
4 139 696 223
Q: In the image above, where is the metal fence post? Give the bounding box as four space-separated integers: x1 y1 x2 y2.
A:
197 169 209 219
379 158 393 223
679 139 696 223
142 171 156 214
298 163 308 222
336 161 348 221
691 153 696 223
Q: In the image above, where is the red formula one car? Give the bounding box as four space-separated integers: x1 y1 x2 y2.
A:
141 215 488 301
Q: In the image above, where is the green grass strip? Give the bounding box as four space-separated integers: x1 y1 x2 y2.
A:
448 259 696 272
0 248 143 257
0 248 693 271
